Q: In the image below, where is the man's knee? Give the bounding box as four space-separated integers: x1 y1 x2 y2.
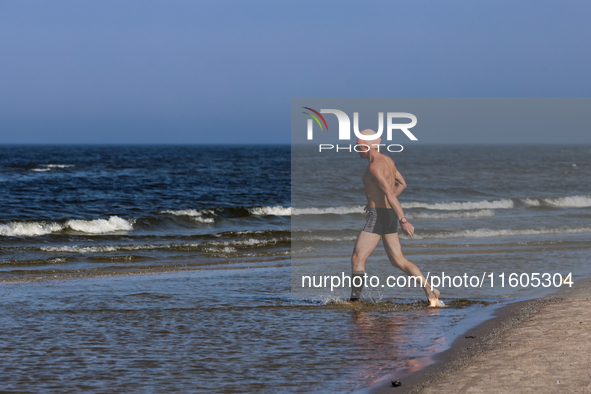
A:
387 248 405 265
351 252 364 265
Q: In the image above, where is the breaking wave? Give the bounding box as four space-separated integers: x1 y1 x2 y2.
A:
42 244 238 254
401 199 514 211
162 205 363 217
31 164 75 172
232 204 498 217
297 235 358 243
521 195 591 208
0 216 133 237
159 209 215 223
249 206 293 216
0 257 68 267
292 206 365 215
39 237 288 253
408 209 495 219
409 227 591 240
246 195 589 217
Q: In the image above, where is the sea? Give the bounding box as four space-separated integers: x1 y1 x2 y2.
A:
1 144 590 393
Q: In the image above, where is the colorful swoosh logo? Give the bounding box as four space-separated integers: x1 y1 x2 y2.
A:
302 107 329 131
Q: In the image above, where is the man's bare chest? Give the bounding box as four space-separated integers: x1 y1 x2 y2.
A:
362 169 377 189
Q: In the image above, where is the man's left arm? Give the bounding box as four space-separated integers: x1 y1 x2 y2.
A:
393 170 407 197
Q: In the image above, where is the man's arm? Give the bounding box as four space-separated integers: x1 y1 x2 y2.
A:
369 163 414 237
393 169 407 197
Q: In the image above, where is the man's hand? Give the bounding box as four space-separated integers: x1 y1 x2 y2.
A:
401 221 414 237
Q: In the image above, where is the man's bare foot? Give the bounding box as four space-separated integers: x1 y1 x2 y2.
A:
426 287 441 307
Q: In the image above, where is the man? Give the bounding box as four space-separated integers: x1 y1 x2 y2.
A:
350 129 441 307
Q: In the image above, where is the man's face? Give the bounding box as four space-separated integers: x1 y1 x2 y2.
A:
356 137 370 158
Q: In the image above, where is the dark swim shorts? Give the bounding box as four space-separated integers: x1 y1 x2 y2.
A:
362 208 398 235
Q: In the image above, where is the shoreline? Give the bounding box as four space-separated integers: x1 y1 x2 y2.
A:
366 278 591 393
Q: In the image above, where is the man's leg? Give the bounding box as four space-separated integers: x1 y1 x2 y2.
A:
382 232 440 307
349 231 381 301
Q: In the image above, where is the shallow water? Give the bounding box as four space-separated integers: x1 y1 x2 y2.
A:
1 269 500 393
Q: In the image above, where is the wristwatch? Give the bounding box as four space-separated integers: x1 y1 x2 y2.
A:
399 217 408 224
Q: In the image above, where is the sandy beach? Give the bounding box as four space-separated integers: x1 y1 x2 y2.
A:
369 279 591 393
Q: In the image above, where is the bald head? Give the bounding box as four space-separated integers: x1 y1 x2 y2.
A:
356 129 381 146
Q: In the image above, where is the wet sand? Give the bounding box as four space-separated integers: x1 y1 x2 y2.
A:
368 279 591 394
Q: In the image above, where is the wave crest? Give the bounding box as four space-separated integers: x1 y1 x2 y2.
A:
159 209 215 223
402 199 514 211
293 205 365 215
522 195 591 208
0 216 133 237
40 237 287 253
31 164 75 172
410 227 591 240
249 206 292 216
67 217 133 233
0 221 63 237
408 209 495 219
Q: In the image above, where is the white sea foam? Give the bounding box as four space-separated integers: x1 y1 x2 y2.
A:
159 209 215 223
162 203 497 218
31 164 74 172
291 246 315 254
0 216 133 237
198 246 237 254
45 164 74 168
201 238 285 248
409 227 591 240
249 206 293 216
42 244 174 253
252 203 502 216
229 238 273 247
521 198 541 206
66 216 133 233
250 205 367 216
42 245 121 253
299 235 358 243
292 205 365 215
522 195 591 208
0 257 67 265
401 199 514 211
249 205 374 216
0 221 64 236
408 209 495 219
546 195 591 207
41 238 282 254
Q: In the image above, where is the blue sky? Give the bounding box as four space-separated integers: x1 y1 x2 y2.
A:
1 1 590 144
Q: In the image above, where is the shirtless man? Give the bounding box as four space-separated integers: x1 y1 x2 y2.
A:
350 129 441 307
